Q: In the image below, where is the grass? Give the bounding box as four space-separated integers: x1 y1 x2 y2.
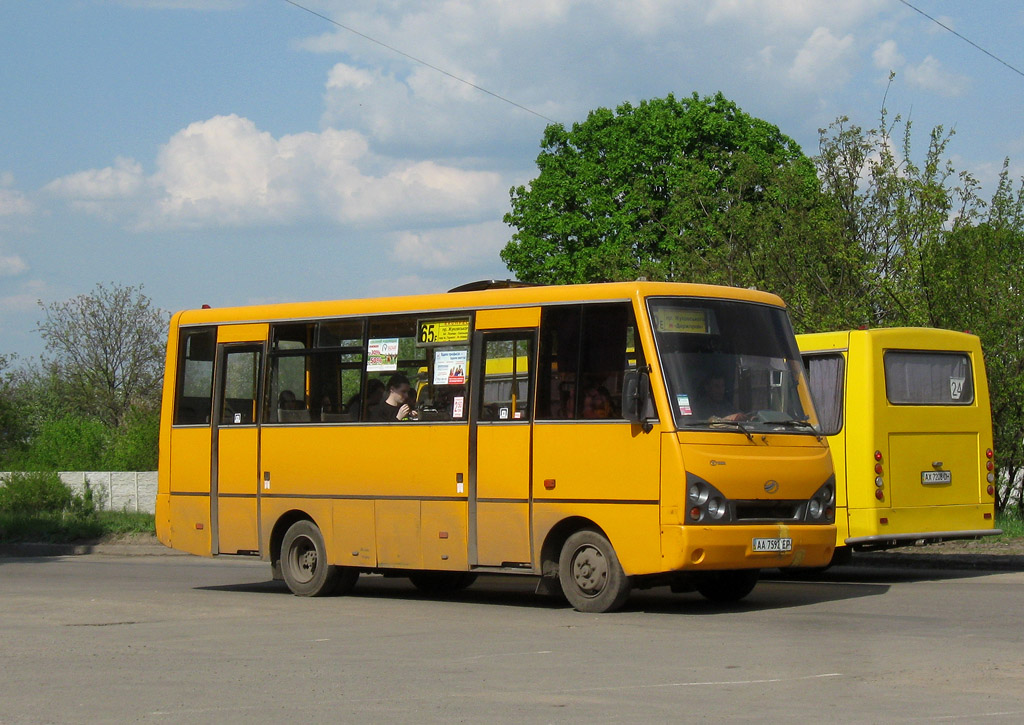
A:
996 509 1024 539
0 510 155 544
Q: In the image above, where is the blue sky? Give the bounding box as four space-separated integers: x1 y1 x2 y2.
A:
2 0 1023 361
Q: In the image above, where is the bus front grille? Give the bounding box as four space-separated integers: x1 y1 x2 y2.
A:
734 501 802 521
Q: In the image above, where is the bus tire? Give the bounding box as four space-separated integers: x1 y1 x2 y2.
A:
694 570 759 603
558 529 631 613
408 571 478 595
281 520 341 597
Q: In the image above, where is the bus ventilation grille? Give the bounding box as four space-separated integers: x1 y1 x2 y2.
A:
734 502 802 521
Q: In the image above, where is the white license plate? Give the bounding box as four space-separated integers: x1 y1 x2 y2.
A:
752 537 792 553
921 470 952 484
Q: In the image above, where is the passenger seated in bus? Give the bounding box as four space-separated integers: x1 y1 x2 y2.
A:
370 373 416 421
694 374 746 421
277 389 311 422
582 385 614 419
558 380 576 419
345 378 385 419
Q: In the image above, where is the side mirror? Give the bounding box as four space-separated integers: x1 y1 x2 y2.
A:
622 368 655 432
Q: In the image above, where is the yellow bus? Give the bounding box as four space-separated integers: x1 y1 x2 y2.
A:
798 327 1000 563
157 281 836 612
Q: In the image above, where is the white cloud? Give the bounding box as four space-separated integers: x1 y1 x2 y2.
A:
48 114 508 232
905 55 969 98
46 157 144 200
873 39 904 70
390 221 509 270
0 173 33 217
789 27 856 87
0 253 28 277
0 279 46 315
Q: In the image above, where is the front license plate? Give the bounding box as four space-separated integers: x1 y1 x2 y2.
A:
921 470 952 484
752 537 792 553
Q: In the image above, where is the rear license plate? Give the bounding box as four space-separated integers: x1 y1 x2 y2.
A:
752 537 792 553
921 470 952 484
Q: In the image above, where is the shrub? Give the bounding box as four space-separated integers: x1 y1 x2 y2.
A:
0 471 74 514
104 407 159 470
13 415 109 471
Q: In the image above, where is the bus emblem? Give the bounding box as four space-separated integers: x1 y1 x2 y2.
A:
764 480 779 494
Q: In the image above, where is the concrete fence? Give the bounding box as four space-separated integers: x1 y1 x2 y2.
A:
1 471 158 514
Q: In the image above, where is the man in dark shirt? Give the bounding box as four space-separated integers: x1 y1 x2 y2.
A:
370 373 414 421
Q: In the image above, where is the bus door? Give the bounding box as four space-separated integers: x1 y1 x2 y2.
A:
211 326 267 555
469 311 538 567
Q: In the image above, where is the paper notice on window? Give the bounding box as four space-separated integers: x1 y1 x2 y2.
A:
367 338 399 371
434 350 468 385
677 394 692 416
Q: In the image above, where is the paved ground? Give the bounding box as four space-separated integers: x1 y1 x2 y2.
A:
6 532 1024 570
2 552 1024 723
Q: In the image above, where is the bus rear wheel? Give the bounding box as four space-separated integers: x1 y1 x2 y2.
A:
693 570 759 603
281 520 352 597
408 571 478 595
558 529 631 613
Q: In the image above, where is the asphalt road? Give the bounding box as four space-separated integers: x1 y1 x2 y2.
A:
1 554 1023 724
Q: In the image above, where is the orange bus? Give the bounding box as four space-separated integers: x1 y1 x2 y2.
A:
798 327 999 563
157 281 836 612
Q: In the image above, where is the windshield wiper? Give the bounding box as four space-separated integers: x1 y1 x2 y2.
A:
706 418 754 442
773 418 822 441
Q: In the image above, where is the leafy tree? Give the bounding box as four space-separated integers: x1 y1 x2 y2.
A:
10 414 109 472
36 282 168 428
0 354 30 462
921 165 1024 514
502 92 818 285
814 110 971 328
104 406 160 471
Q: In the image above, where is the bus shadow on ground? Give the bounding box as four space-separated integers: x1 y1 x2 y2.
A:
765 558 1019 585
197 572 891 614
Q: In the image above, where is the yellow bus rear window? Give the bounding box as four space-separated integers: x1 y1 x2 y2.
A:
883 351 974 405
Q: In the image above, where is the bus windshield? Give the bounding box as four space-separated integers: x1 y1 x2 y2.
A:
648 297 818 433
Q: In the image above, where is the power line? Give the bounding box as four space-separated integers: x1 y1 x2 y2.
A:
897 0 1024 79
281 0 558 124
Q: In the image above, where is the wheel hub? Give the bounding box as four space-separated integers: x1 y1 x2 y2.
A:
572 546 607 595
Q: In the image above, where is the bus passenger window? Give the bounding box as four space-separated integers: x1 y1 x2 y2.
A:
537 303 641 420
219 348 260 425
174 327 215 425
804 354 844 435
479 336 531 421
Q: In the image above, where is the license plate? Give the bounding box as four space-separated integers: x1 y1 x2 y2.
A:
752 537 792 553
921 470 952 484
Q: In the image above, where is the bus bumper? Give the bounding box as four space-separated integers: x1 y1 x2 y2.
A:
661 523 836 571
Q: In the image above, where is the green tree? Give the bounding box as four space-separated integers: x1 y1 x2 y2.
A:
815 111 1024 513
921 164 1024 514
36 282 168 428
502 92 818 285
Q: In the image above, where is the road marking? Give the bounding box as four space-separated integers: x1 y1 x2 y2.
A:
565 671 842 693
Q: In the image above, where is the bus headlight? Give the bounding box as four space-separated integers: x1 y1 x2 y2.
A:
686 474 732 523
805 476 836 524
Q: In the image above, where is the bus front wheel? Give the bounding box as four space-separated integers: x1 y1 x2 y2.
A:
693 570 759 603
281 520 352 597
558 529 631 613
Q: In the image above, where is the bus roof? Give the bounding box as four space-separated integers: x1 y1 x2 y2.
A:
797 327 981 354
174 281 787 327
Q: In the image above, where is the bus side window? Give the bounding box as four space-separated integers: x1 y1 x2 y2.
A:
480 336 531 421
804 353 844 435
537 303 640 420
174 327 216 425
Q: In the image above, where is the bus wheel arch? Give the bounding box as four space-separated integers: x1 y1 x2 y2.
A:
549 522 631 613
